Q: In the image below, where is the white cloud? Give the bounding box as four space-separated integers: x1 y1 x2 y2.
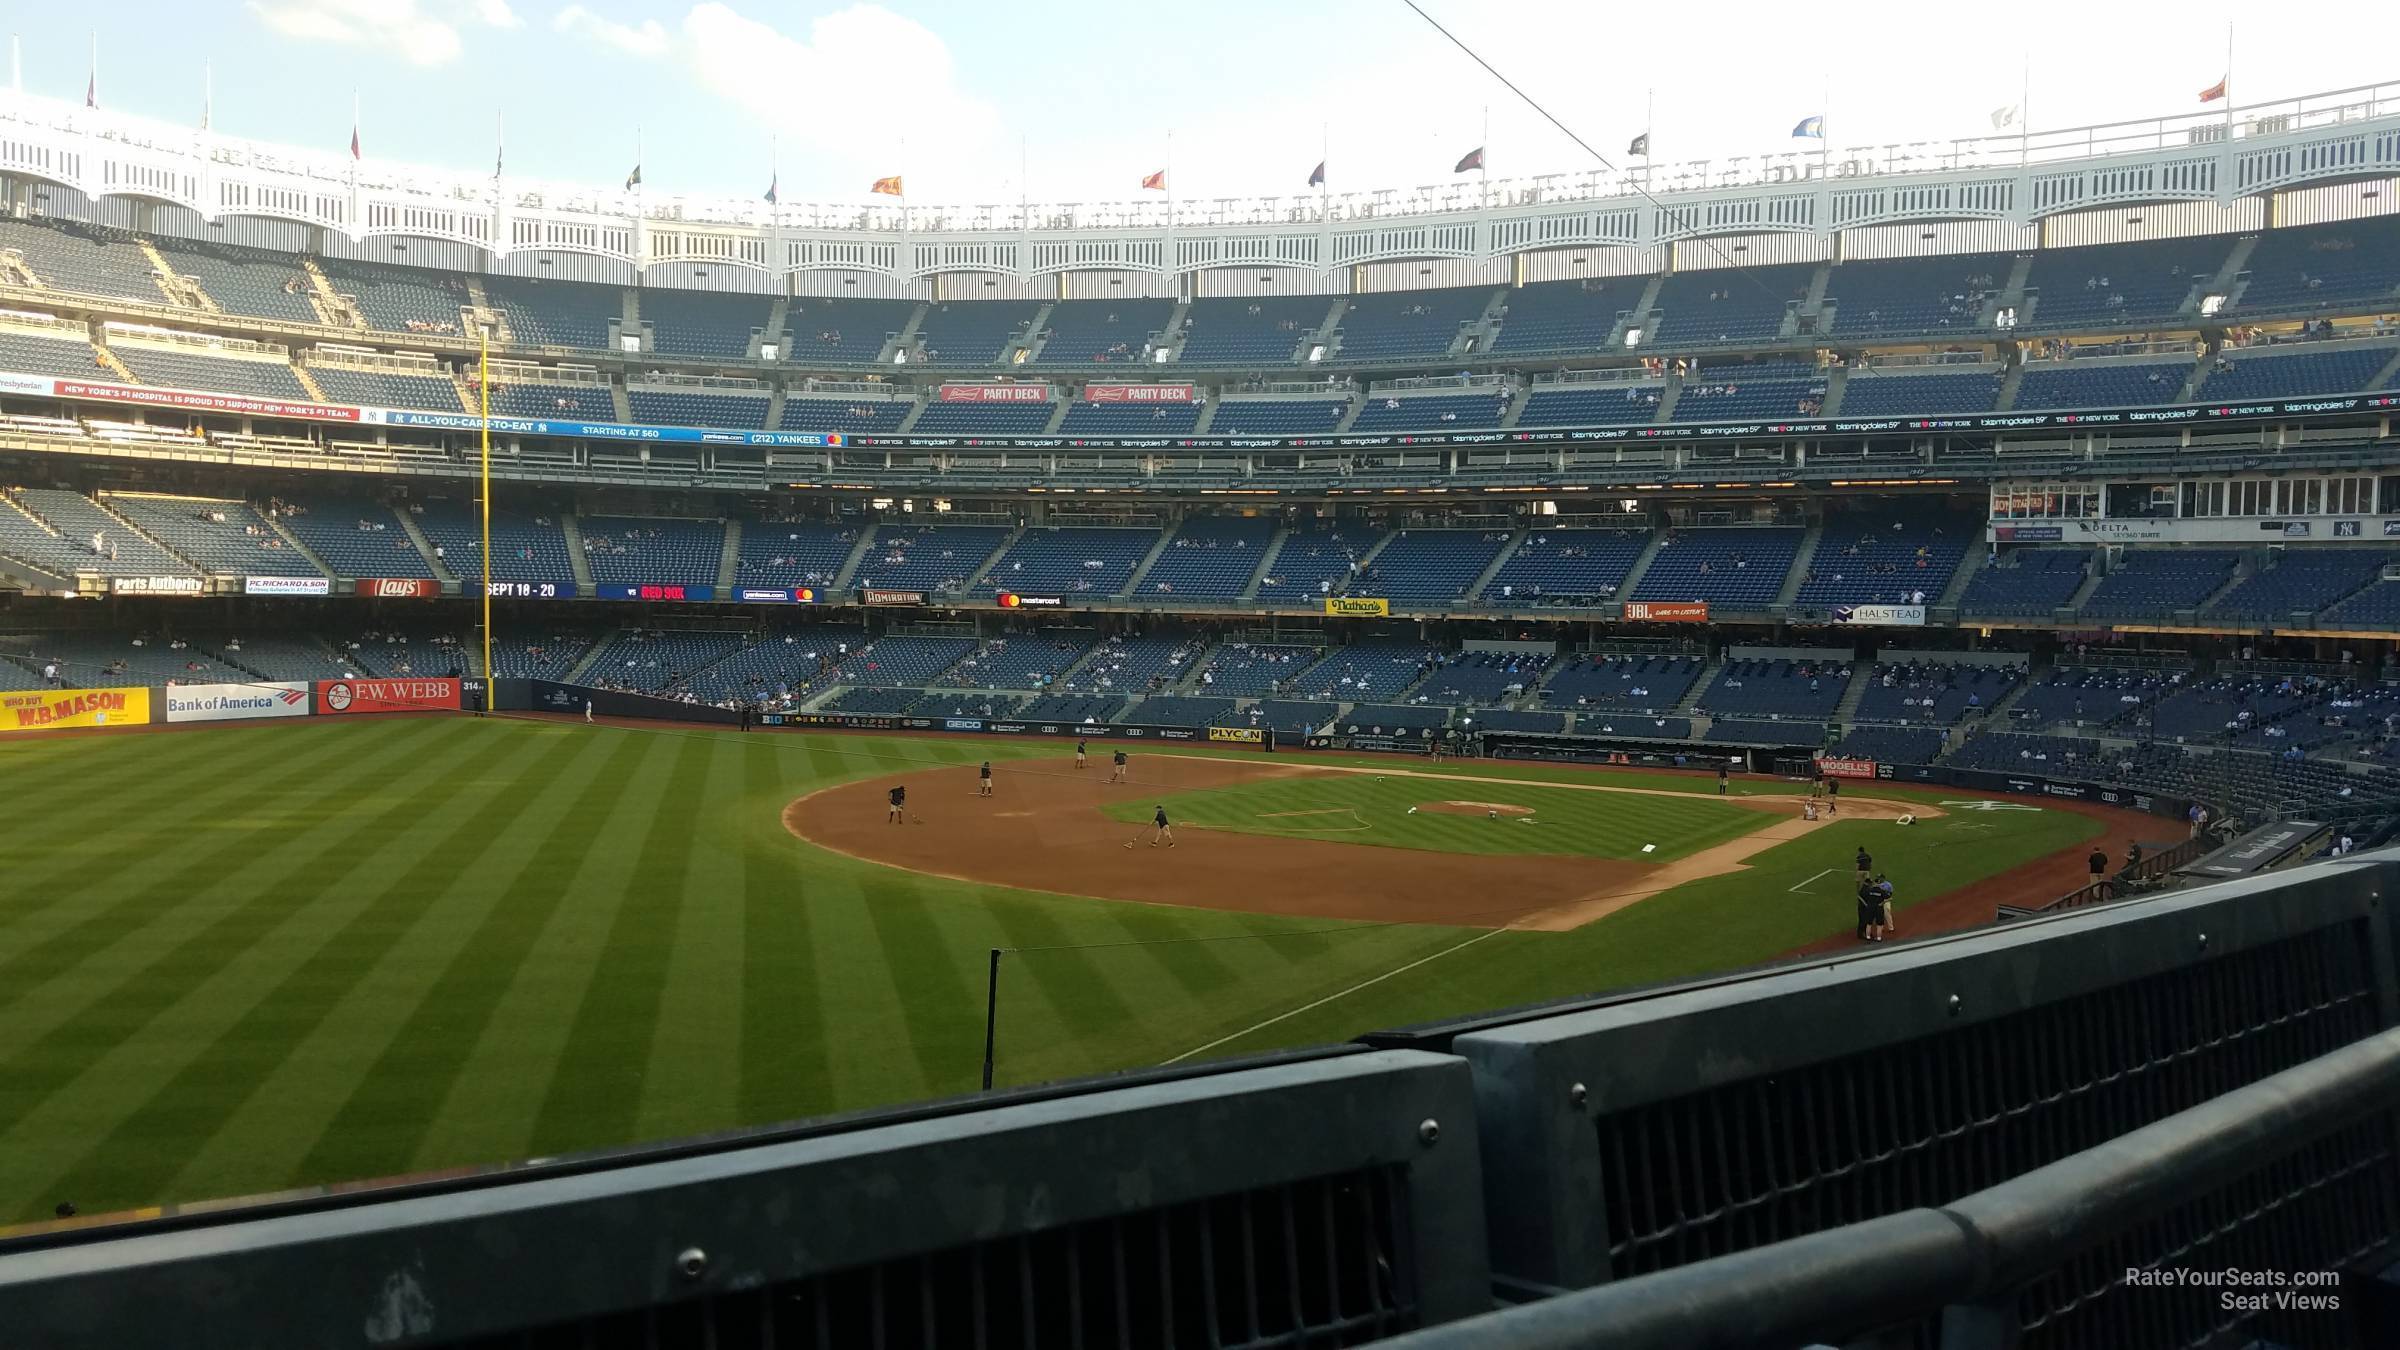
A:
552 5 672 59
246 0 467 66
474 0 523 29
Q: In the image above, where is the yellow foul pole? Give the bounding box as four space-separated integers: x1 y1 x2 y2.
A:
479 324 493 688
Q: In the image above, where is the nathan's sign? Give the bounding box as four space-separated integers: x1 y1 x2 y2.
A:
314 677 463 715
357 577 442 598
1624 601 1709 623
937 383 1051 403
4 686 150 730
860 588 926 607
1325 596 1390 618
1083 383 1195 403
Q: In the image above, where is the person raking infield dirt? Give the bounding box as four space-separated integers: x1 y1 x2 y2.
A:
1150 804 1175 848
1110 749 1129 784
1075 738 1088 770
887 784 906 824
978 761 993 797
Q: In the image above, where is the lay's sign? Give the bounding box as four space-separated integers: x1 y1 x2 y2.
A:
3 686 152 731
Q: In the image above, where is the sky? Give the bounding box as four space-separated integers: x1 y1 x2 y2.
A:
11 0 2399 210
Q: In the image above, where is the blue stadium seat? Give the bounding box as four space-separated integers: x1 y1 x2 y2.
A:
628 388 771 429
1066 635 1205 694
732 521 859 589
104 493 321 577
1697 658 1850 721
1207 399 1350 436
1192 643 1322 696
415 503 573 582
1138 516 1274 601
1829 725 1948 764
1539 654 1704 713
306 365 463 411
1792 511 1973 607
984 527 1159 598
1056 400 1202 435
1630 527 1804 607
1035 300 1174 365
2079 550 2239 620
1647 265 1813 347
909 400 1056 435
484 277 622 350
777 397 911 434
1331 288 1490 363
913 303 1040 364
318 258 472 336
2021 235 2231 330
1352 530 1511 606
781 297 917 365
0 329 103 379
1958 549 2091 618
2196 343 2397 401
2231 217 2400 315
277 497 437 578
1485 529 1647 606
1671 360 1827 422
1824 253 2009 339
111 345 310 400
641 289 771 360
1174 297 1329 366
154 240 319 324
1515 383 1663 426
2204 550 2390 622
2012 358 2192 409
1489 278 1639 356
940 631 1101 690
581 516 727 587
850 525 1012 595
1836 370 2002 417
1347 393 1511 434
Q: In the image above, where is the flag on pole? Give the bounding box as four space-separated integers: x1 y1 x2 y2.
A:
1990 104 2021 130
1628 132 1650 157
351 124 361 161
2199 76 2228 103
764 174 778 205
1791 116 1825 139
1307 160 1325 188
85 71 95 109
1141 169 1166 190
871 175 904 196
625 164 643 191
1453 147 1485 174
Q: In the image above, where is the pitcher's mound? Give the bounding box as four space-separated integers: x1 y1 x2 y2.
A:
1420 800 1534 817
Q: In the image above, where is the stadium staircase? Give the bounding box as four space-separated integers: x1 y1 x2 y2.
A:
1499 382 1533 427
561 636 612 686
752 295 788 361
2060 565 2106 614
1613 530 1671 598
1011 302 1056 363
830 529 877 590
1039 400 1070 435
447 366 482 413
1309 298 1349 359
618 289 641 354
562 514 594 589
894 396 929 433
1818 364 1850 417
1118 528 1180 597
1348 527 1400 579
887 305 928 364
1935 548 1983 610
1154 300 1191 354
2369 347 2400 392
763 384 788 430
1773 526 1824 607
1190 398 1220 434
2193 563 2250 618
960 525 1025 594
267 517 337 577
1994 358 2027 410
716 519 742 590
1653 369 1683 421
608 378 632 423
290 364 330 404
92 494 196 570
1239 525 1290 602
2207 236 2260 309
463 278 511 346
1463 529 1527 602
1673 669 1715 716
396 510 453 582
2174 344 2215 403
1332 395 1365 433
1990 254 2034 326
1832 669 1871 723
90 340 137 384
135 240 209 311
1462 290 1508 356
299 259 364 329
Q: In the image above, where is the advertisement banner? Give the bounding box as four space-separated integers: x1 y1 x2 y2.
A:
997 592 1063 608
861 588 925 607
1623 601 1709 623
1083 384 1196 404
4 686 151 730
358 577 442 598
1815 756 1879 779
163 681 311 723
735 587 817 603
486 581 579 599
52 377 362 423
593 584 717 601
0 371 57 397
1325 596 1390 618
110 575 204 596
244 575 331 596
315 677 462 715
1208 726 1266 745
1834 604 1927 626
938 383 1051 403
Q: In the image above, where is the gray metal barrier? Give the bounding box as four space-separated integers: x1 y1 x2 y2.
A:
1367 1026 2400 1350
0 1051 1491 1350
1434 855 2399 1300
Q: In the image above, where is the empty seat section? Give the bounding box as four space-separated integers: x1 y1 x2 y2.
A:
1836 370 2002 416
940 631 1101 689
1698 658 1850 720
1347 392 1510 433
1174 297 1328 366
1959 549 2091 617
1671 360 1827 422
156 241 319 324
13 488 192 576
2205 551 2391 621
1792 511 1972 606
1192 643 1322 696
1065 634 1205 693
1137 695 1239 726
2012 359 2191 409
1515 382 1664 425
0 329 102 378
909 399 1056 435
1828 724 1948 764
1851 662 2018 724
2197 344 2398 401
1337 703 1450 735
306 364 463 411
1056 399 1202 435
781 297 917 365
1035 300 1174 364
678 627 867 703
1206 399 1349 435
478 380 608 420
1539 654 1703 712
584 631 749 693
850 525 1012 595
580 517 726 586
1825 252 2009 338
1331 288 1491 363
277 498 435 577
1138 516 1273 600
317 258 471 335
627 388 771 429
0 218 168 302
776 397 911 433
2078 549 2239 619
1408 650 1550 706
483 277 622 350
733 522 859 588
2022 235 2230 329
984 527 1160 597
2232 217 2400 314
110 345 309 399
1357 530 1510 605
415 503 572 581
104 494 320 576
822 635 975 686
912 303 1039 364
641 289 772 360
1647 265 1814 347
1629 527 1803 606
1288 641 1441 701
1489 278 1639 356
1486 529 1646 605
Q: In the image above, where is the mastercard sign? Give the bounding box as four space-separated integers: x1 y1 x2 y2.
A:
996 592 1063 608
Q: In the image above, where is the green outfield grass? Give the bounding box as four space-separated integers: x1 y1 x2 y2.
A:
0 718 2095 1224
1097 772 1770 860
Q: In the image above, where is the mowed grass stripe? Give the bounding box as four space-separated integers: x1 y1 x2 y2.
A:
529 733 717 1156
0 722 507 1215
295 730 657 1185
31 727 588 1213
408 729 697 1168
852 874 981 1098
0 719 390 933
0 722 466 1021
739 736 837 1126
632 736 752 1143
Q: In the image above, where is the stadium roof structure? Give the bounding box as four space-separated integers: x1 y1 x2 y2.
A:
2 81 2397 280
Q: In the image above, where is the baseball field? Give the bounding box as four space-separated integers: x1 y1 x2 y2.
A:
0 713 2132 1225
